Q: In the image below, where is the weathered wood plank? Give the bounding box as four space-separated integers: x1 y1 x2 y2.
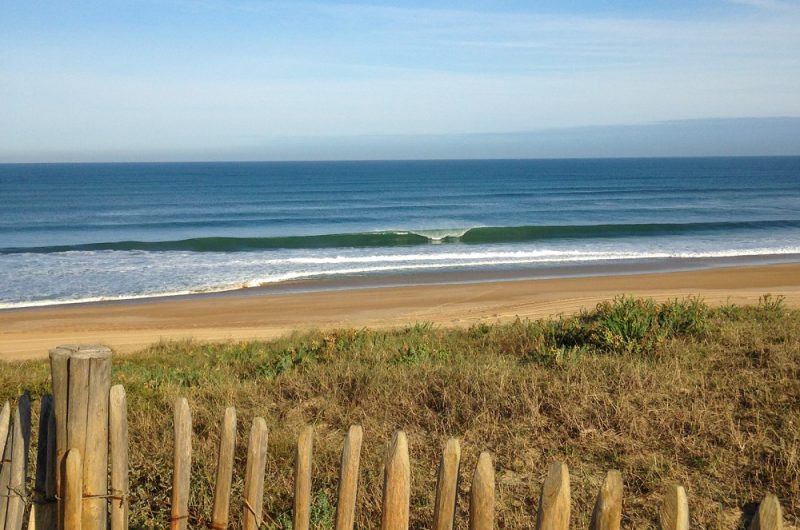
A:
535 461 570 530
63 449 83 530
41 403 58 530
589 470 623 530
48 347 70 530
0 400 11 530
211 407 237 530
242 418 268 530
82 350 112 530
659 484 689 530
34 396 55 530
3 393 31 530
334 425 363 530
749 493 783 530
469 452 494 530
294 426 314 530
110 385 129 530
171 398 192 530
0 401 9 467
381 431 410 530
433 438 461 530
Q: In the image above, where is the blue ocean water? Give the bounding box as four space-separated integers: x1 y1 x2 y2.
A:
1 157 799 308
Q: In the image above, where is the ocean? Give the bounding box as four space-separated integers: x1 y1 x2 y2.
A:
1 157 799 308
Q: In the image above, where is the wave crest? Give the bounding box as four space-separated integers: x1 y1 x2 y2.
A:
3 220 799 254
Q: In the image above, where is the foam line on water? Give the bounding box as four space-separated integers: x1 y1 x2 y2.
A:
3 245 800 309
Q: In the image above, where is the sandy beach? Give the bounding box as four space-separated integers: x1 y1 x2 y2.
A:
1 262 798 361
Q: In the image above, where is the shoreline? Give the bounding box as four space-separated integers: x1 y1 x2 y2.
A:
3 252 800 310
2 262 800 361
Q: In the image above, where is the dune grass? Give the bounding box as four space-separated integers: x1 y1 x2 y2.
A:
1 295 798 529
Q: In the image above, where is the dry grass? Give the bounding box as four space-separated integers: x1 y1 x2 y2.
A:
1 296 798 529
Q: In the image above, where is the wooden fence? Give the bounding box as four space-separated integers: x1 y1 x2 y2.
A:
0 344 788 530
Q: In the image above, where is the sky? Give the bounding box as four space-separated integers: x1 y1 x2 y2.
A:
1 0 800 161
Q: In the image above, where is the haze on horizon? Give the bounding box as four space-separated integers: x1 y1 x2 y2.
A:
2 0 800 162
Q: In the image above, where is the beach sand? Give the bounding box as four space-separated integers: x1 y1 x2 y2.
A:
2 262 799 361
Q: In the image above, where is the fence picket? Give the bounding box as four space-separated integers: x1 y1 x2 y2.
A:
65 352 90 469
381 431 410 530
294 426 314 530
749 493 783 530
83 351 112 530
110 385 129 530
48 348 69 530
2 393 31 530
211 407 237 530
0 401 11 530
535 461 570 530
469 452 494 530
659 485 689 530
242 418 268 530
44 405 57 530
334 425 363 530
0 401 9 464
432 438 461 530
63 449 83 530
33 396 55 530
171 398 192 530
589 470 623 530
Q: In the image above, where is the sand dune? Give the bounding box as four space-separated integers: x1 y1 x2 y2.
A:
2 263 799 361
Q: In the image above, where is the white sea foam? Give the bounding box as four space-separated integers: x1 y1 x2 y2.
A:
3 243 800 309
406 228 473 241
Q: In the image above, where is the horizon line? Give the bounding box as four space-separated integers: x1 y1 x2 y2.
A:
2 153 800 166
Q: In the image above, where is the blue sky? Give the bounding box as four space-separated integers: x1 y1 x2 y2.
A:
1 0 800 161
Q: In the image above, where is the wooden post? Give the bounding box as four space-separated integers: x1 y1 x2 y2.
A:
0 439 9 530
334 425 363 530
211 407 237 530
2 393 31 530
749 493 783 530
33 396 55 530
242 418 268 530
535 461 570 530
294 426 314 530
381 431 410 530
469 452 494 530
49 348 69 530
44 406 57 530
66 352 90 478
432 438 461 530
171 398 192 530
110 385 129 530
63 449 83 530
659 485 689 530
589 470 623 530
0 401 9 463
0 401 11 530
83 349 112 530
49 344 112 530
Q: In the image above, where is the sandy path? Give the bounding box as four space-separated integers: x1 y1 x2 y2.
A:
2 263 799 361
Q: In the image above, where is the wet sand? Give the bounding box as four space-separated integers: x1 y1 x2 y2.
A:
2 263 799 361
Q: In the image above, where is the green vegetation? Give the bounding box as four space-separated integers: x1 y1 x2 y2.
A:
1 296 798 529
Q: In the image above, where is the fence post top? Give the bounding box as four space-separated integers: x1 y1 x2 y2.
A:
49 344 112 360
390 429 407 444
